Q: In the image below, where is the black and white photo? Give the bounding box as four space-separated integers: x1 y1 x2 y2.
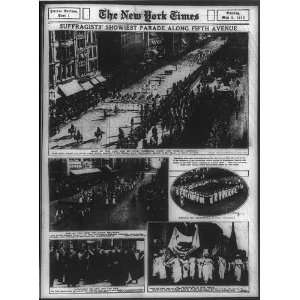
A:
170 167 248 215
50 239 144 289
48 32 248 150
49 157 168 230
148 222 248 286
40 3 259 299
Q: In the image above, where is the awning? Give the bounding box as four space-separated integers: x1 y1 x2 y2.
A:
80 81 94 91
70 168 101 176
58 80 83 97
90 78 99 85
165 65 176 70
96 75 106 83
149 49 159 55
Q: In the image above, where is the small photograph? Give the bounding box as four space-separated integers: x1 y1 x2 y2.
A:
49 157 168 230
50 239 144 288
48 32 248 150
148 222 248 286
170 167 248 215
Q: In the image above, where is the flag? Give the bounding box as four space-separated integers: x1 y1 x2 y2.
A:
168 224 200 256
228 222 238 258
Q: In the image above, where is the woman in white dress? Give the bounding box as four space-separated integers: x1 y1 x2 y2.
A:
157 251 167 280
218 256 227 280
152 253 160 278
233 255 244 282
196 257 205 280
168 256 182 284
181 257 189 281
189 257 196 280
202 250 214 283
152 252 167 280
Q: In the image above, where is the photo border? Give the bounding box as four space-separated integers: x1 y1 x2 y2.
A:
39 1 260 299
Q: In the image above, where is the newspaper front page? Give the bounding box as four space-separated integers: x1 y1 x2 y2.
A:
40 1 259 298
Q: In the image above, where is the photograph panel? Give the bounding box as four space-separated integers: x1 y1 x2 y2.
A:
148 222 249 287
49 157 168 230
48 32 248 150
49 238 145 291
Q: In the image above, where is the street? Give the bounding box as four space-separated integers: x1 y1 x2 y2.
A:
51 170 156 231
49 38 226 150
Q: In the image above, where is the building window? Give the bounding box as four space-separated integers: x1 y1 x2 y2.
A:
49 45 53 63
89 60 97 72
70 46 75 57
62 65 66 79
66 31 74 40
49 65 55 87
57 65 61 81
79 65 86 76
66 65 71 78
91 32 94 44
56 47 60 61
78 38 85 48
71 63 75 77
87 31 91 45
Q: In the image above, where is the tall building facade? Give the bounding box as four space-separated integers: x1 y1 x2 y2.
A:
49 30 103 101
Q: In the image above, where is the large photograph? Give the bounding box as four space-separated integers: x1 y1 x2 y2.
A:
48 32 248 150
50 239 144 289
49 157 168 230
148 222 249 286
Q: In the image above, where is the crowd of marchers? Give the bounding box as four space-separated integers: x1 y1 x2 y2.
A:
112 37 248 149
52 173 143 227
151 247 248 285
51 161 168 229
50 242 144 287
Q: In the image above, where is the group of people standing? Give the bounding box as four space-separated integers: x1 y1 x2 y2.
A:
50 243 144 287
49 90 103 137
174 180 244 207
152 248 248 285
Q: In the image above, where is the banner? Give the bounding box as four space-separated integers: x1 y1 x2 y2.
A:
168 224 200 256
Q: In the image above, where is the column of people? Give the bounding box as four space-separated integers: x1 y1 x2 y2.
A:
54 173 142 226
138 48 245 148
152 248 247 284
